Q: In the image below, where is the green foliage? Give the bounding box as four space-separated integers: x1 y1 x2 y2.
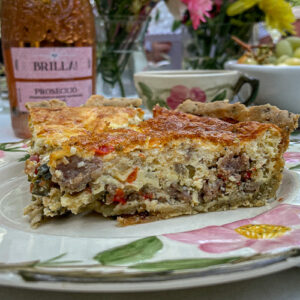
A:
288 0 300 6
155 9 160 22
184 1 264 69
172 20 182 32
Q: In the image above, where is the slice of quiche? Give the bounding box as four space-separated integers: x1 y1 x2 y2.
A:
24 97 299 227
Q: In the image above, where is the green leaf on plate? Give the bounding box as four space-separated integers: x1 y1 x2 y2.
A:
18 154 30 162
0 142 26 152
36 253 80 266
211 90 227 102
290 164 300 170
130 257 240 271
94 236 163 265
138 82 153 101
291 131 299 136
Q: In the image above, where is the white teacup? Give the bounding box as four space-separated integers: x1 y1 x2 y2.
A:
134 70 258 110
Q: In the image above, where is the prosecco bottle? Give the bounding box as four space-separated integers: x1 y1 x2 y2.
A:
1 0 96 138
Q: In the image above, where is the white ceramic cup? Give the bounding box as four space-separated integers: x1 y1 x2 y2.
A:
134 70 258 110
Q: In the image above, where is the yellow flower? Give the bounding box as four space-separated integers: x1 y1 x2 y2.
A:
227 0 296 34
259 0 296 34
227 0 259 16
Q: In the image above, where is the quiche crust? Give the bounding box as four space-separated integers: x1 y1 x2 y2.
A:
176 100 299 139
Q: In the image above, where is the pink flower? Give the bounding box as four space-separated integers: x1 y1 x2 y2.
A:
283 152 300 163
213 0 223 13
181 0 213 29
214 0 223 5
0 150 4 159
165 204 300 253
21 143 28 148
166 85 206 109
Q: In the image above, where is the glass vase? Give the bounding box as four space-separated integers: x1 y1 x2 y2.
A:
95 16 148 98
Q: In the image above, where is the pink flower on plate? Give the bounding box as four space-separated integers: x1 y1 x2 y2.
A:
0 150 4 159
182 0 213 29
283 152 300 163
166 85 206 109
165 204 300 254
166 85 189 109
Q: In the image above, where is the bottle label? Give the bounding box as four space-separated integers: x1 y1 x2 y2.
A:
11 47 93 79
16 79 93 112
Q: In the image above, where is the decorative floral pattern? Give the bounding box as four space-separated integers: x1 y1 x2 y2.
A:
165 204 300 254
283 152 300 163
166 85 206 109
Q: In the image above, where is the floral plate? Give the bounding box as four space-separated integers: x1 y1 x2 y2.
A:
0 135 300 292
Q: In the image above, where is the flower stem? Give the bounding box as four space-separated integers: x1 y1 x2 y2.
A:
118 73 126 97
117 71 125 97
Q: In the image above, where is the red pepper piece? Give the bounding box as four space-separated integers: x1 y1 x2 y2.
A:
217 174 226 180
243 171 252 180
113 189 126 204
126 167 139 183
143 193 153 200
95 145 115 156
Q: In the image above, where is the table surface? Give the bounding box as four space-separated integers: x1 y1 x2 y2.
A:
0 111 300 300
